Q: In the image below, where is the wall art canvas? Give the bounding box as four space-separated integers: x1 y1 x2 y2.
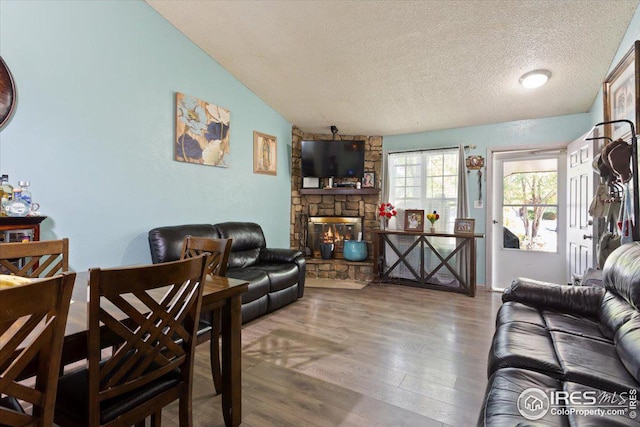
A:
175 92 230 167
603 41 639 141
253 131 277 175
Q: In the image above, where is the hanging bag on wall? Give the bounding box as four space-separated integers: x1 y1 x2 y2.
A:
589 183 609 218
608 140 632 183
618 183 634 245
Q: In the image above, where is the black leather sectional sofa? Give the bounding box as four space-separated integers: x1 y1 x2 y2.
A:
479 242 640 426
148 222 305 324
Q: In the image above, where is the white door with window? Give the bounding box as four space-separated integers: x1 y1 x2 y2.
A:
489 149 567 289
566 134 597 281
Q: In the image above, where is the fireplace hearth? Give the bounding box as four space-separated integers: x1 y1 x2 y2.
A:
307 216 363 258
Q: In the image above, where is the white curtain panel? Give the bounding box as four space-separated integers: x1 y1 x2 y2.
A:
457 144 470 286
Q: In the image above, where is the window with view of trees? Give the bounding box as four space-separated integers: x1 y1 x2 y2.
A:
388 148 459 229
502 158 558 252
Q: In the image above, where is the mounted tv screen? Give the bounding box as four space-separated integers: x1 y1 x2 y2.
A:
300 140 365 178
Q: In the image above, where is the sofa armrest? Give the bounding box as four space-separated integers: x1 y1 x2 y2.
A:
502 277 605 317
260 248 304 263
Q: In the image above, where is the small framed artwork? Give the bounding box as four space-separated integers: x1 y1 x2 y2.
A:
302 177 320 188
404 209 425 232
454 218 475 235
362 172 375 188
603 40 639 141
253 131 277 175
466 155 485 170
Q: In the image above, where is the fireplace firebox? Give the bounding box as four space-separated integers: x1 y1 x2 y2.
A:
307 216 363 258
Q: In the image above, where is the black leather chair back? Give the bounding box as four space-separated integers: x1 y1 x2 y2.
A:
214 222 266 268
148 224 217 263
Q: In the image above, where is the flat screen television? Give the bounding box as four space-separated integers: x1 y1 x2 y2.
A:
300 140 365 178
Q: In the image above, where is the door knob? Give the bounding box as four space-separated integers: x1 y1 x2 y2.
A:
583 234 593 240
493 220 499 224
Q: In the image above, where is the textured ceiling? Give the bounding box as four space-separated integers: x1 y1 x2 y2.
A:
146 0 639 136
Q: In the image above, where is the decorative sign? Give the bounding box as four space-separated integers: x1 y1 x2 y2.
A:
466 155 484 170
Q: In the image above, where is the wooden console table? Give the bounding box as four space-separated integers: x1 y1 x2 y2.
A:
373 230 483 296
0 216 47 242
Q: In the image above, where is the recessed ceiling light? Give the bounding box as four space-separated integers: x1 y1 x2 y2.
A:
519 69 551 89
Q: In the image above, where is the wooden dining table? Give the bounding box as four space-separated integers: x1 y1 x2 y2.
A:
60 271 249 427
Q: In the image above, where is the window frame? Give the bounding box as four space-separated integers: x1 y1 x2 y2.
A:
387 148 459 230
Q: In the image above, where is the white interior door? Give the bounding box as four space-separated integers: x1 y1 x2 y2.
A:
566 134 596 281
490 149 567 289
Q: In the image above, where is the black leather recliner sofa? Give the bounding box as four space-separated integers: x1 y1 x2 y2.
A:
479 242 640 426
148 222 305 324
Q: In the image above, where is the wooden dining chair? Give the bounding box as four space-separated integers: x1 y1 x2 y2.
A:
0 238 69 278
0 273 75 427
180 235 232 394
53 255 208 427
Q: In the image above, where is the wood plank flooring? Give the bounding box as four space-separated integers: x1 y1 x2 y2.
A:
163 283 504 427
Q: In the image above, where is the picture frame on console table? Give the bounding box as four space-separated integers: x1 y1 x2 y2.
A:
404 209 425 232
454 218 475 235
253 131 277 175
603 40 639 141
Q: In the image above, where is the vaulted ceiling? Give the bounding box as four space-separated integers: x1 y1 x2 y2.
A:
146 0 639 136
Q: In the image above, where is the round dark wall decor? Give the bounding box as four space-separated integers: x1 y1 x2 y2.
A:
0 56 16 130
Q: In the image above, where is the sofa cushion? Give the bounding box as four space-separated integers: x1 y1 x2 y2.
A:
496 301 546 328
488 322 562 377
603 242 640 309
258 264 299 292
551 331 639 393
477 368 564 427
215 222 266 268
226 267 270 304
148 224 217 263
543 311 610 343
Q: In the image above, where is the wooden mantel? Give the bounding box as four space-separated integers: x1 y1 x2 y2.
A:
300 188 380 196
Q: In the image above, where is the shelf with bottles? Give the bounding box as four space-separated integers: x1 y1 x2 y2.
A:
0 175 38 217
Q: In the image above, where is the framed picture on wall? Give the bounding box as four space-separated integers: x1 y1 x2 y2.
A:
175 92 230 167
404 209 424 232
253 131 277 175
454 218 475 235
603 40 639 141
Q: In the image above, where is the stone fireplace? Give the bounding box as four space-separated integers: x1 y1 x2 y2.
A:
307 216 363 258
290 127 383 281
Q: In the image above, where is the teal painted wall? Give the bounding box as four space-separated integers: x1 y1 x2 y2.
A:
0 1 293 271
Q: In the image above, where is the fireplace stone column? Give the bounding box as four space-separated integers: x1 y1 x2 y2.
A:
289 127 382 282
